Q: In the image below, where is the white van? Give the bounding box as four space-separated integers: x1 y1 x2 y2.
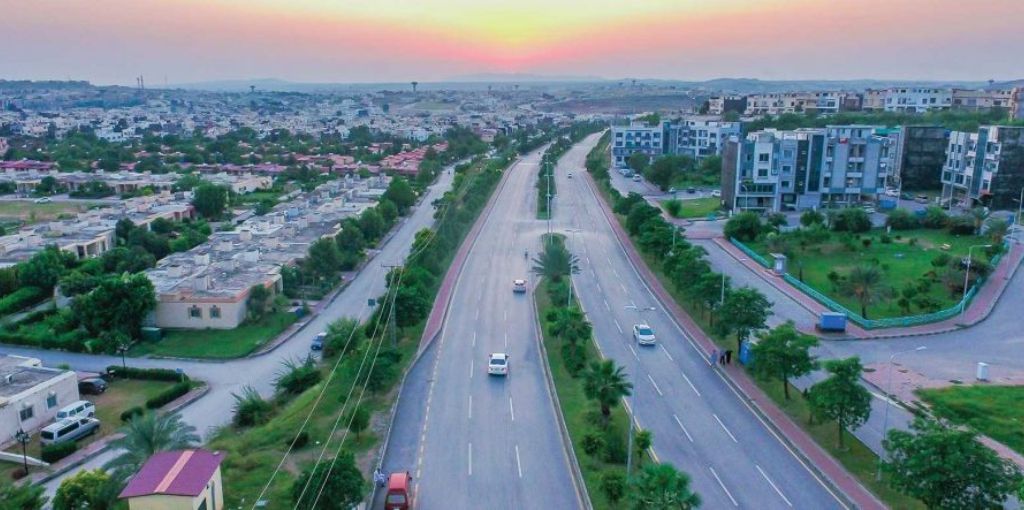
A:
55 400 95 421
40 417 100 446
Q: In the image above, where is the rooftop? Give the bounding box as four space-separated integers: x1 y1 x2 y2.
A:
120 449 224 499
0 355 69 400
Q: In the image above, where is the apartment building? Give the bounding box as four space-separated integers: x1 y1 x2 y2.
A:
1012 88 1023 120
891 126 950 191
861 89 887 111
941 126 1024 209
0 355 79 445
725 125 897 212
884 88 952 112
610 121 666 168
952 89 1016 112
666 117 741 161
744 92 853 116
706 96 747 115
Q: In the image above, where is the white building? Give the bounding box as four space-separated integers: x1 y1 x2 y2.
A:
883 88 952 112
610 121 665 168
668 117 741 161
0 355 79 445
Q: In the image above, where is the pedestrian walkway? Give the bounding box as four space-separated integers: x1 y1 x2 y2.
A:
712 237 1024 339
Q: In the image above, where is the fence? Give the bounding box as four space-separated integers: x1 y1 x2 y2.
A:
731 238 1004 329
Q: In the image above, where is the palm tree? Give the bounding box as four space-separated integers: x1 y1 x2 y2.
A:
969 206 990 235
843 265 884 319
629 463 701 510
531 236 579 283
104 413 199 479
582 359 632 425
985 217 1009 244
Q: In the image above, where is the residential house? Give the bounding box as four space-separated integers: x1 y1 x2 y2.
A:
119 449 224 510
0 355 79 445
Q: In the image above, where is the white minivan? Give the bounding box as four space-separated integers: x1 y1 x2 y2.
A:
55 400 95 421
40 417 100 446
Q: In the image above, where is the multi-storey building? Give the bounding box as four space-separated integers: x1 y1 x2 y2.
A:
610 121 665 168
706 96 747 116
884 88 952 112
891 126 949 191
725 125 898 212
744 92 852 116
1011 88 1023 120
666 117 741 161
941 126 1024 209
861 89 887 111
952 89 1016 112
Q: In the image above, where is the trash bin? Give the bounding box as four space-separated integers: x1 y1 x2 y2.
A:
976 362 989 382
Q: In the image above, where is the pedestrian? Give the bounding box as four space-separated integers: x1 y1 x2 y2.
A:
719 352 726 365
373 468 387 487
725 349 733 364
709 349 718 365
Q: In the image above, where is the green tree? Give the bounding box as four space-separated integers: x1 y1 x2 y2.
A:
305 238 342 279
883 418 1023 510
723 211 763 242
53 469 119 510
323 317 362 358
291 453 365 510
628 463 701 510
377 199 399 226
627 152 650 174
382 177 417 215
0 481 47 510
806 357 872 448
601 471 627 505
717 287 772 352
275 357 322 395
831 208 871 233
626 202 662 236
531 235 579 283
104 412 199 479
358 208 386 243
750 322 818 400
19 246 73 290
635 428 653 465
843 265 884 319
800 209 825 227
191 183 229 219
346 404 370 438
72 273 157 345
582 359 633 425
247 284 271 320
254 199 275 216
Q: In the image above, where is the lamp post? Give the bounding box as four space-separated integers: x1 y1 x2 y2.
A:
116 341 130 372
546 161 553 236
15 428 30 474
623 303 656 480
877 345 926 481
961 244 992 318
1012 188 1023 244
565 229 581 308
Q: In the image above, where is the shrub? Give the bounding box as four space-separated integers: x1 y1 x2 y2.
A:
0 287 45 316
288 431 309 449
233 386 273 427
581 431 605 456
662 199 683 218
880 234 892 244
831 208 871 233
600 471 627 504
145 381 191 409
120 406 145 423
561 343 587 377
800 209 825 227
921 206 949 229
947 216 975 235
275 357 322 395
862 238 872 249
107 366 187 382
41 441 78 463
886 208 919 230
931 253 952 269
909 237 918 246
724 212 764 242
602 428 627 463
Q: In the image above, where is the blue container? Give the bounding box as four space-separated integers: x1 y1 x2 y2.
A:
879 198 897 210
819 312 847 332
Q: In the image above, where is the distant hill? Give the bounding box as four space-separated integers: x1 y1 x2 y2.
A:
448 72 605 83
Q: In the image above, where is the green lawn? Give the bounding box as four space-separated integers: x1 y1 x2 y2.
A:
0 200 104 225
537 278 645 510
917 385 1024 456
748 228 993 319
663 197 720 219
129 311 297 359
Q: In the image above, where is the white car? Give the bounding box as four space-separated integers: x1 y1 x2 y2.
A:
884 189 900 198
512 279 527 293
631 174 642 182
34 197 52 204
488 353 509 376
710 189 722 198
633 324 656 346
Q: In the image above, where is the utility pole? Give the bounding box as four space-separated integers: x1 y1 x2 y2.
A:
624 303 656 480
382 264 403 347
546 161 553 236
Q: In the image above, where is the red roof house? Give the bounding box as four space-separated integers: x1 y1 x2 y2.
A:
119 449 225 510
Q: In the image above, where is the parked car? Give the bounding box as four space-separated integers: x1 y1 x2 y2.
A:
487 353 509 376
40 417 100 446
668 187 676 194
512 279 527 293
55 400 95 421
311 332 327 351
34 197 52 204
915 195 929 204
884 189 900 198
900 192 914 200
631 174 642 182
862 205 876 214
78 378 108 395
711 189 722 197
632 324 656 346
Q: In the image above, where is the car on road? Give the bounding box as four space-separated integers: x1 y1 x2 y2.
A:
487 352 509 376
34 197 52 204
668 187 676 194
512 279 527 293
687 187 696 194
632 324 656 346
40 417 100 446
311 331 327 351
567 172 573 179
385 471 414 510
78 378 108 395
710 189 722 197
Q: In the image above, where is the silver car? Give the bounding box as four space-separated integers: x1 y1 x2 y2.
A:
40 417 100 446
632 324 656 346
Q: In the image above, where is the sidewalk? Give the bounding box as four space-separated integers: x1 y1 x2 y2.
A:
712 237 1024 339
586 173 886 510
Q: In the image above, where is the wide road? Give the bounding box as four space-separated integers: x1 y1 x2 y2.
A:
382 147 580 509
554 133 846 509
3 165 458 496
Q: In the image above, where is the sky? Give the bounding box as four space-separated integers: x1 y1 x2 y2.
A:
2 0 1022 86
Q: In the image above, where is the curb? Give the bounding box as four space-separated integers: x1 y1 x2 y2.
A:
532 278 592 510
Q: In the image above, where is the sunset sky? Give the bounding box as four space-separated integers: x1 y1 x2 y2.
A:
3 0 1022 85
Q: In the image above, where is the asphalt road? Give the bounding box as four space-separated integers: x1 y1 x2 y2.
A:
554 134 846 509
3 165 459 497
377 147 579 510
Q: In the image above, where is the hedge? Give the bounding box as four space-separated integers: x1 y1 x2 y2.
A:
107 366 189 382
120 406 145 423
145 381 191 410
0 287 45 316
41 441 78 463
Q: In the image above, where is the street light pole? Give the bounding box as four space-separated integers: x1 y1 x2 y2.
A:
623 303 655 480
566 229 581 308
546 162 552 236
15 428 30 475
877 345 926 481
961 244 992 318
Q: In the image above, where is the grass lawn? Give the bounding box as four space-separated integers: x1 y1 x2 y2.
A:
129 311 297 359
917 385 1024 456
235 190 285 204
748 228 994 319
663 197 720 219
0 200 104 225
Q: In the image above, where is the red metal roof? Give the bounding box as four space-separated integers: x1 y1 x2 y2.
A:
119 449 223 499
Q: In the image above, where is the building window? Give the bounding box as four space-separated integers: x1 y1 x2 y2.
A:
19 406 33 421
758 153 770 163
47 394 58 409
210 306 221 319
189 306 202 319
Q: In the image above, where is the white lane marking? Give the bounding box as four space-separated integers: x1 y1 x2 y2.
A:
470 359 474 379
475 309 479 320
756 464 793 507
504 331 508 348
472 331 477 347
681 372 701 397
504 310 508 322
613 319 623 334
612 267 620 278
647 374 664 396
709 466 739 507
713 414 738 443
515 444 523 478
660 344 674 361
591 269 597 279
620 282 628 293
673 414 694 443
587 256 592 265
509 396 515 421
603 299 610 311
468 443 473 476
627 344 638 359
468 395 473 419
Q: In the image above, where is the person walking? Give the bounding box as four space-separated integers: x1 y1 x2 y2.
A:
710 349 718 365
725 349 733 364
